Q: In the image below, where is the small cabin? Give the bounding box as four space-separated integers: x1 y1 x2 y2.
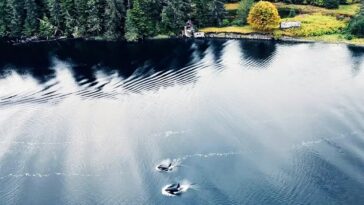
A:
280 21 301 29
182 20 195 37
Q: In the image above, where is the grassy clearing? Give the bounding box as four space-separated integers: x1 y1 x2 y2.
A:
202 14 346 37
205 3 364 45
305 34 364 46
225 2 360 17
225 3 240 11
274 3 360 17
200 26 256 34
278 14 347 37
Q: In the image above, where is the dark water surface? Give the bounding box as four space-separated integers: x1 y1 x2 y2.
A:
0 39 364 205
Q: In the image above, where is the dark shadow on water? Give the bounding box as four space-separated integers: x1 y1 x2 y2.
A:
0 39 217 105
239 40 277 68
192 39 210 61
0 42 55 83
347 45 364 76
208 39 225 64
0 39 202 85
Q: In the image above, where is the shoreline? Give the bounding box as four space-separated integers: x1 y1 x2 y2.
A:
2 33 364 48
201 32 364 47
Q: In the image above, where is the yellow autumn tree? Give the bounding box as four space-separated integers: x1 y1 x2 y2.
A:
247 1 281 31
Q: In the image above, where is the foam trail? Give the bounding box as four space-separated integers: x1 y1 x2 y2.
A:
290 132 351 150
0 172 104 180
148 130 190 138
172 151 243 162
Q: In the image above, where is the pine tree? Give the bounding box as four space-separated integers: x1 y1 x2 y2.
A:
124 0 152 41
194 0 210 27
236 0 254 25
140 0 163 34
125 9 139 41
208 0 225 26
48 0 62 33
39 16 55 38
0 0 11 36
23 0 39 36
105 0 125 39
7 0 25 37
86 0 104 36
74 0 88 36
61 0 77 37
161 0 192 34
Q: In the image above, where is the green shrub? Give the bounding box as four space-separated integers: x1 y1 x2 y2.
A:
236 0 255 25
222 19 231 26
247 1 281 31
288 8 296 17
278 7 298 18
292 0 305 4
345 34 353 40
282 0 303 4
226 10 237 17
39 16 55 39
348 15 364 37
324 0 339 9
307 0 325 6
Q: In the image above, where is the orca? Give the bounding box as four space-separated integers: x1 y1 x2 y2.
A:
156 162 172 172
164 183 183 195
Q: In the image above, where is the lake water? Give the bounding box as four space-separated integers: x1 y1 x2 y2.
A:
0 39 364 205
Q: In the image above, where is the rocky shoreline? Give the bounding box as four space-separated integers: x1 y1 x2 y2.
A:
2 33 364 48
201 32 364 47
204 32 316 43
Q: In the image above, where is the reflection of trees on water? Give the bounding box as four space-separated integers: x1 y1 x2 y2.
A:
208 39 225 64
240 40 277 68
0 39 205 88
0 39 217 106
192 39 210 61
347 45 364 76
0 42 55 83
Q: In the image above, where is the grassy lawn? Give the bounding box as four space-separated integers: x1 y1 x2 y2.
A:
306 34 364 45
200 26 255 34
274 3 360 17
278 14 347 37
225 3 240 11
203 2 364 45
201 14 346 37
225 2 360 17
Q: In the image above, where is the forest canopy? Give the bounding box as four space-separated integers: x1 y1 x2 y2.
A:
0 0 226 41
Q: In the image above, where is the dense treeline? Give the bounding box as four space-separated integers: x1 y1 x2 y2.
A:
348 0 364 37
0 0 226 41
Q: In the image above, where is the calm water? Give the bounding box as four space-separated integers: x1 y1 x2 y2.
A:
0 39 364 205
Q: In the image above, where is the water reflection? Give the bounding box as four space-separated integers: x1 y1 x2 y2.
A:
1 40 364 107
240 39 277 67
0 40 364 204
348 45 364 75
